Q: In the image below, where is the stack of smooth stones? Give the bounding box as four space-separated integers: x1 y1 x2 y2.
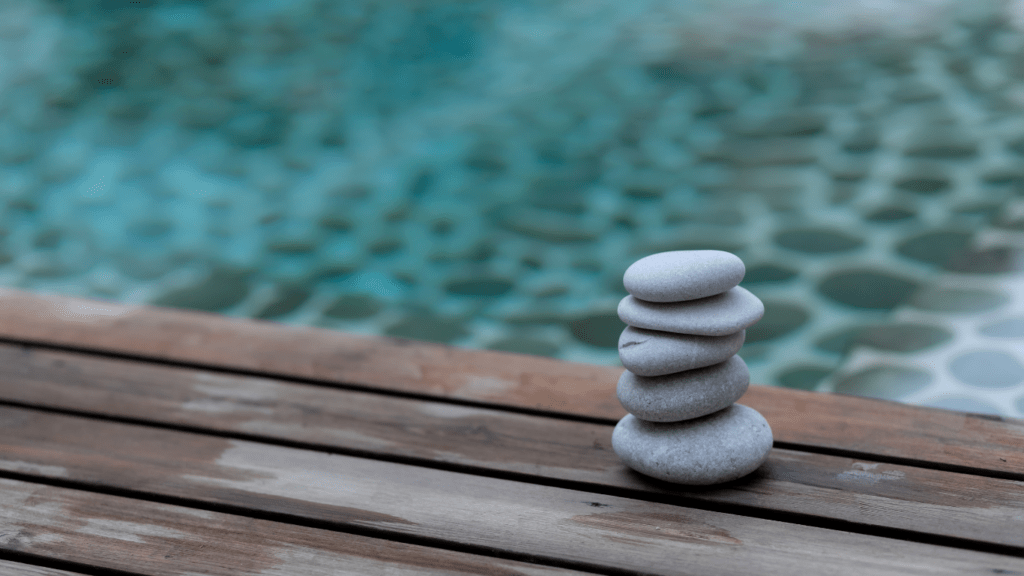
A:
611 250 774 485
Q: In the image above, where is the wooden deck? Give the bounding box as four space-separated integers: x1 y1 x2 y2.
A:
0 287 1021 575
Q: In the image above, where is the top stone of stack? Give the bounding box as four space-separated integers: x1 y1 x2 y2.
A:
623 250 745 302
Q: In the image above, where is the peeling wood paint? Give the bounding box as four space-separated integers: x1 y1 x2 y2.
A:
77 518 192 544
45 301 136 324
1 478 573 576
572 511 743 547
0 460 69 478
455 375 516 398
180 441 419 529
181 397 277 415
0 290 137 326
837 462 907 485
416 403 492 419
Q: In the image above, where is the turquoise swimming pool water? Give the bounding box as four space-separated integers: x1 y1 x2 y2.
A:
2 0 1023 416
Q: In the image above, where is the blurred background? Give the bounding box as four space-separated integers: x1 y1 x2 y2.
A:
2 0 1024 416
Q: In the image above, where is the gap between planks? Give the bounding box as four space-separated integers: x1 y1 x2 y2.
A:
0 477 602 576
0 323 1019 479
1 347 1023 556
0 288 1020 477
2 399 1022 559
0 335 1021 484
0 412 1022 576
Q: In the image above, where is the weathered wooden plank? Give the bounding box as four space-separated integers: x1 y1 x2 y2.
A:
0 559 87 576
1 407 1021 575
1 344 1023 548
0 288 1021 476
0 477 590 576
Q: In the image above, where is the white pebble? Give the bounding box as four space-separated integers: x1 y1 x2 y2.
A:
624 250 744 302
617 286 763 336
612 404 772 485
618 325 745 376
617 356 750 422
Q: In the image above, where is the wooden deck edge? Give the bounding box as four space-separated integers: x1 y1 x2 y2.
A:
0 287 1021 473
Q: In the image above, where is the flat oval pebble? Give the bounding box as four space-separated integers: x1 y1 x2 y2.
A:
624 250 745 303
612 404 773 485
617 356 750 422
617 286 764 336
618 326 745 376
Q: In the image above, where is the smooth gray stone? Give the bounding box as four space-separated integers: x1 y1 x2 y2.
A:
624 250 744 303
612 404 773 485
617 356 750 422
618 326 745 376
617 286 764 336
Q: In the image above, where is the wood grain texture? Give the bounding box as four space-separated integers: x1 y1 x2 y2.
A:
2 344 1023 549
0 559 86 576
1 406 1021 576
0 477 588 576
0 288 1021 476
1 343 1023 549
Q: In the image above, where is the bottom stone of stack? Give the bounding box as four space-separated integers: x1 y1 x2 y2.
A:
616 356 749 422
611 404 773 485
